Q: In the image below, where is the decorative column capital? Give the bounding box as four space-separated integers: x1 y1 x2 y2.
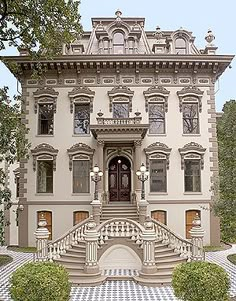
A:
134 140 142 147
97 140 105 147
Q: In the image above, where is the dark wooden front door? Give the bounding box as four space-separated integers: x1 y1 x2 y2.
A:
109 156 131 202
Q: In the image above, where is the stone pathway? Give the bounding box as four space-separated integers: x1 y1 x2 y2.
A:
0 245 236 301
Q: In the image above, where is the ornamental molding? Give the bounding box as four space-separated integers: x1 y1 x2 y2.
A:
178 142 206 170
67 143 95 171
108 86 134 112
143 85 170 112
33 87 58 114
31 143 58 171
144 142 172 169
68 86 95 113
177 85 204 112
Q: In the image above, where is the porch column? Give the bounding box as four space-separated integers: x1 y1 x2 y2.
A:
134 140 142 192
97 140 104 194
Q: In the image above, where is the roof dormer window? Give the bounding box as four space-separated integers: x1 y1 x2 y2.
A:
175 38 187 54
113 32 125 54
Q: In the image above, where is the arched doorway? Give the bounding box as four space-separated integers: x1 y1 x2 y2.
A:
109 156 131 202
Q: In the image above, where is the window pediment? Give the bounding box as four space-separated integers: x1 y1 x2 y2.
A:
145 142 172 169
33 87 58 114
68 87 95 113
108 86 134 112
31 143 58 171
67 143 94 170
177 86 204 112
143 86 169 112
178 142 206 169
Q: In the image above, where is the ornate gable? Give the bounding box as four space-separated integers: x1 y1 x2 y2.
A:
144 142 172 169
67 143 95 170
108 86 134 112
31 143 58 171
33 87 59 113
143 86 170 112
178 142 206 169
68 86 95 113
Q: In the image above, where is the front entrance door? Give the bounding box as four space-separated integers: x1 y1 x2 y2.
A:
109 156 131 202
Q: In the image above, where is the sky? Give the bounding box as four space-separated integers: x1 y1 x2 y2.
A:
1 0 235 111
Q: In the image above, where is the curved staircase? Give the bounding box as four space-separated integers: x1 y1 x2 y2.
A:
35 203 203 287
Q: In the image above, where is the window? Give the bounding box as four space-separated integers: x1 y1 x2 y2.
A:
175 38 186 54
37 211 52 240
16 176 20 198
73 211 89 226
38 104 54 135
37 160 53 193
151 210 167 225
73 160 90 193
150 159 167 192
113 103 129 118
128 39 134 54
149 103 165 134
103 39 109 54
184 160 201 192
74 104 90 134
186 210 201 239
183 103 199 134
113 32 124 54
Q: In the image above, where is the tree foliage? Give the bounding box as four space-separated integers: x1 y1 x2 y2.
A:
0 0 82 56
0 87 30 245
214 100 236 242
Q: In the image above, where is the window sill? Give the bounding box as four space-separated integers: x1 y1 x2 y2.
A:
182 134 201 137
36 135 54 137
149 192 168 195
35 193 54 196
71 193 91 196
72 134 91 137
147 133 167 137
184 192 202 195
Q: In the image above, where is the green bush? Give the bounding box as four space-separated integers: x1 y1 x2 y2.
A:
172 261 230 301
10 262 71 301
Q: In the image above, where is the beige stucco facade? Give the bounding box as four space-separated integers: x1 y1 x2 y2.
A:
4 11 233 248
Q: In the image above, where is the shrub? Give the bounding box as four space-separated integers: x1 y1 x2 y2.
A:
172 261 230 301
10 262 71 301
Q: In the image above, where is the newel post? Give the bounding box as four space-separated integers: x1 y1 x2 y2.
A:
189 213 205 261
34 214 50 262
84 221 100 274
141 221 157 274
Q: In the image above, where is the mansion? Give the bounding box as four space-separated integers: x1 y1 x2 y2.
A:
3 10 234 285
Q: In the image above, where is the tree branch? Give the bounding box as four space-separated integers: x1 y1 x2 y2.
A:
0 0 7 22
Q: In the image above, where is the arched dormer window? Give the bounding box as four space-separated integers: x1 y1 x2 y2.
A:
103 38 109 54
113 31 125 54
128 38 135 54
175 38 187 54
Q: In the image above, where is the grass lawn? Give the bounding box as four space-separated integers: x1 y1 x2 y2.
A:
0 255 13 266
227 254 236 265
203 245 227 252
7 246 37 253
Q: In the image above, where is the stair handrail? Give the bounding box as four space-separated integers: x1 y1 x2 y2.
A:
35 216 91 262
96 217 145 247
151 218 205 261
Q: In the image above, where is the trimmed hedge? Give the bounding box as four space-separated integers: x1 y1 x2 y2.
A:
172 261 230 301
10 262 71 301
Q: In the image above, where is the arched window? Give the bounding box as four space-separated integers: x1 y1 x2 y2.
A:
73 211 89 226
113 32 125 54
175 38 187 54
151 210 167 225
186 210 201 239
37 211 52 240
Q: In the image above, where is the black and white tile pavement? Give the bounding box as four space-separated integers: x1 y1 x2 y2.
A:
1 245 236 301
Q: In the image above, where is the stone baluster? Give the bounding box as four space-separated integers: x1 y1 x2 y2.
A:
189 213 205 261
84 221 100 274
34 214 50 262
141 221 157 274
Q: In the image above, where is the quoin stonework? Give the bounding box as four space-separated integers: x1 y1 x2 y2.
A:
3 10 234 286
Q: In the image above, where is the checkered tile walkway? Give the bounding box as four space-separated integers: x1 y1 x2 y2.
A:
1 245 236 301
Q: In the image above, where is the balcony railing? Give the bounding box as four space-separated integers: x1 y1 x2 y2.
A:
97 116 142 125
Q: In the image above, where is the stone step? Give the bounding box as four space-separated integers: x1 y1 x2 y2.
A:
133 275 172 287
155 247 175 254
67 248 86 256
55 256 85 264
155 252 180 260
156 257 187 265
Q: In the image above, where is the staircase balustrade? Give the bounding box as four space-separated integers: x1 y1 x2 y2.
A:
96 218 144 247
35 217 91 262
